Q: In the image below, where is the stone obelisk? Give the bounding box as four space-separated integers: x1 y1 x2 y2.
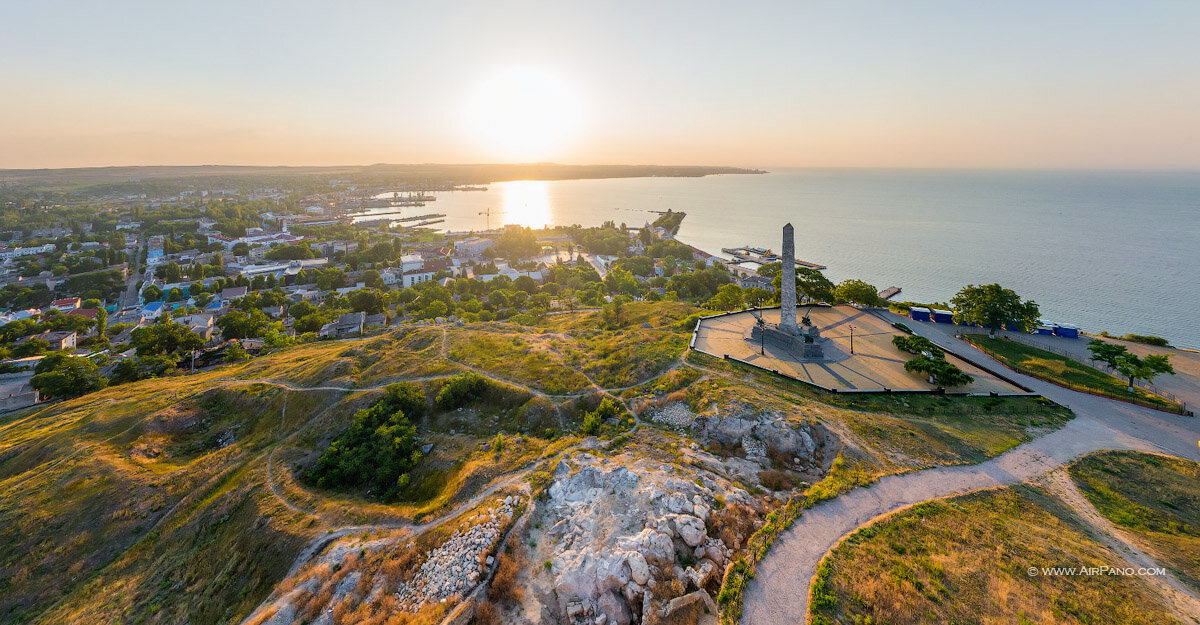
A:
779 223 799 334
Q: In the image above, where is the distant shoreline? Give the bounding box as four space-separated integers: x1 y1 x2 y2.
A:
0 163 765 190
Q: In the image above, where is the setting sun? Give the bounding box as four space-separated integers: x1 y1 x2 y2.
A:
465 67 582 161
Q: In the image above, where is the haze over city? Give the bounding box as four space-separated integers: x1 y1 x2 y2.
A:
3 0 1199 170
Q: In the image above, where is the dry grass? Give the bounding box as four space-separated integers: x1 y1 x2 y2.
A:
1070 450 1200 590
810 485 1177 625
488 550 524 604
474 600 502 625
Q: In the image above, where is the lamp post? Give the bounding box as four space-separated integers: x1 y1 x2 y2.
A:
850 325 855 354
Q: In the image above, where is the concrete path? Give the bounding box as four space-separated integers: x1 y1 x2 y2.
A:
741 316 1200 624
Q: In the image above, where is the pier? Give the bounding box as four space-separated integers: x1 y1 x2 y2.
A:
721 245 826 270
878 286 902 300
347 212 447 225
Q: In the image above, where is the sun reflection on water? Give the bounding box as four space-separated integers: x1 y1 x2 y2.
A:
499 180 551 228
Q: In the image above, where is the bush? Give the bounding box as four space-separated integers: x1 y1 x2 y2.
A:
1121 334 1171 347
306 384 427 500
434 372 489 410
892 334 942 358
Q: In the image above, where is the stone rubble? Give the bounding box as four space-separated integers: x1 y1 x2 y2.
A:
538 455 747 625
394 496 522 612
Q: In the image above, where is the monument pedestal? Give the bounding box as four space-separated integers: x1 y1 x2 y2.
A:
747 318 827 361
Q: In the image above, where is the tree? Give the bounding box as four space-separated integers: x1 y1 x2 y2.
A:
1087 339 1128 370
950 284 1039 336
31 354 106 399
513 274 538 294
231 242 250 256
706 283 745 311
363 269 384 290
109 354 178 385
224 343 250 363
141 284 164 302
744 287 772 308
216 309 270 339
13 338 49 358
1114 352 1174 390
767 264 835 303
305 384 424 499
130 322 204 356
348 288 386 315
604 266 638 297
834 279 883 307
294 313 330 334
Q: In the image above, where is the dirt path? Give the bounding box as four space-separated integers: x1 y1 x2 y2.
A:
1041 468 1200 624
742 320 1200 624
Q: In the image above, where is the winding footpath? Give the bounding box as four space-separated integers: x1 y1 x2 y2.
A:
742 318 1200 624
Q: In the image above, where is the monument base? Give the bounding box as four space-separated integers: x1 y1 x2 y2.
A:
746 323 827 361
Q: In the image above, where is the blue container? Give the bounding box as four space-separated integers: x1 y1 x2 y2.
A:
931 309 954 324
909 307 931 322
1054 323 1080 338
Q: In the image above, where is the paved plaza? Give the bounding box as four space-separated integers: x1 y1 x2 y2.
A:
694 306 1022 393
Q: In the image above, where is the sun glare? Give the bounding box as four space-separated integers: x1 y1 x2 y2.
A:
466 67 582 161
500 180 551 228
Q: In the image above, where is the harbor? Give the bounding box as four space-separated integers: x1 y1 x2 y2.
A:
721 245 827 270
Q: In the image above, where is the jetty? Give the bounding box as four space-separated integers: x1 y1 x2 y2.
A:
878 286 902 300
347 212 447 225
721 245 826 270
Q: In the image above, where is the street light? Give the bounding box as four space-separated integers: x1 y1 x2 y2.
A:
850 325 855 354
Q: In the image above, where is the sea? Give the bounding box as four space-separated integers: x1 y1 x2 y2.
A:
374 169 1200 349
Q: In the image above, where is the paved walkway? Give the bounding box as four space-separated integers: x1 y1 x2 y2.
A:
742 315 1200 624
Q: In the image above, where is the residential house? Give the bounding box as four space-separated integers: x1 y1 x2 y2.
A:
51 297 81 311
221 286 248 302
364 313 387 331
319 312 365 339
36 330 78 351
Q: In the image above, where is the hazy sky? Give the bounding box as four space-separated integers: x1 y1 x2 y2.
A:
3 1 1199 169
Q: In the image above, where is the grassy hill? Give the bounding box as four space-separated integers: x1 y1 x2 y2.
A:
0 303 1075 624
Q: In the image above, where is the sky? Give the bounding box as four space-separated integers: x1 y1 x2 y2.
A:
2 1 1199 170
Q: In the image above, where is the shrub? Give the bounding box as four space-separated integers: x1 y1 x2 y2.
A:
488 553 522 603
435 372 489 410
305 388 423 500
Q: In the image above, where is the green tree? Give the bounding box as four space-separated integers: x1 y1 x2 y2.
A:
1114 353 1174 390
130 322 204 356
216 309 270 339
305 383 426 500
31 354 106 399
834 279 883 307
950 284 1039 336
141 284 163 302
108 354 178 385
224 342 250 363
604 266 639 296
348 288 386 315
1087 339 1128 369
13 338 49 358
706 283 745 311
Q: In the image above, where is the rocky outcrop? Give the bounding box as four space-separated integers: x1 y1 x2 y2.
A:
534 455 748 625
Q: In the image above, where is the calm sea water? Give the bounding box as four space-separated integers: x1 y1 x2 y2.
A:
387 169 1200 348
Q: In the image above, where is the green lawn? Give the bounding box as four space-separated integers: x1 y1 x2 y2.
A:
1070 451 1200 591
962 335 1182 412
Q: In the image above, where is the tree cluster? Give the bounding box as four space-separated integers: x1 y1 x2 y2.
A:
306 382 427 500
